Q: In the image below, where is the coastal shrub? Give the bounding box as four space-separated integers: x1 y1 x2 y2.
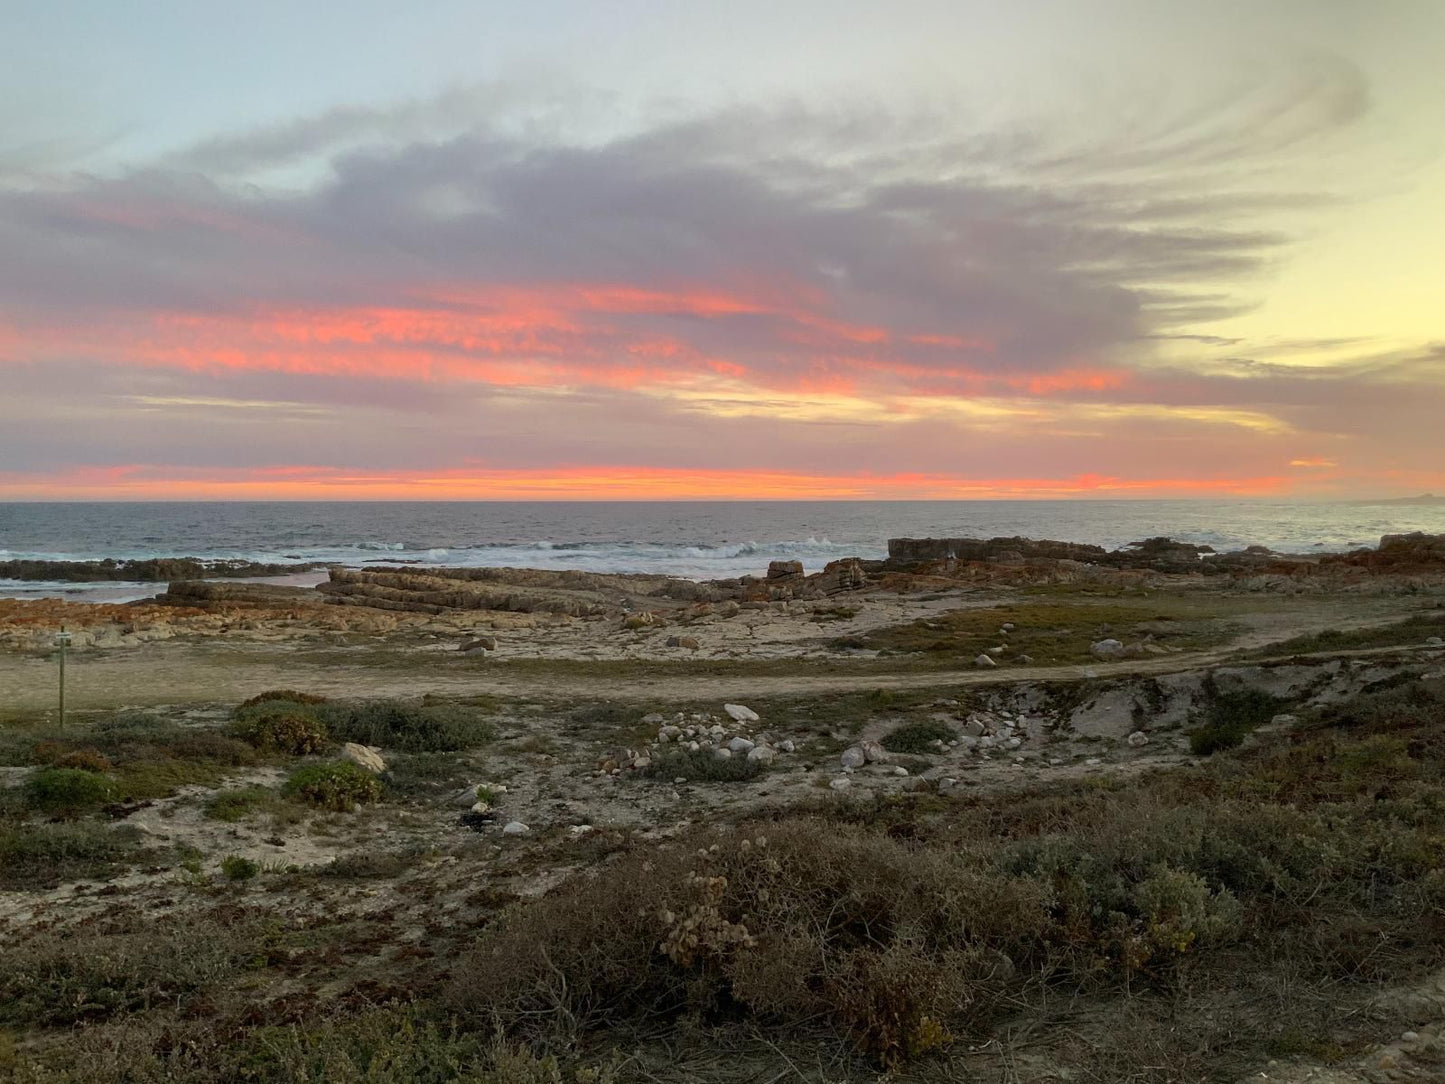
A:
0 913 258 1027
642 747 765 783
230 710 329 755
204 787 277 823
237 689 328 711
0 822 147 889
1189 687 1284 755
282 762 383 811
51 747 113 773
220 855 259 881
24 767 113 816
880 719 955 754
314 700 495 753
456 679 1445 1066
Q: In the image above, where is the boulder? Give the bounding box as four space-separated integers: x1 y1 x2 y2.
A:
1090 639 1125 660
502 821 530 835
975 653 997 668
840 746 867 769
746 745 777 764
727 737 756 754
767 560 804 579
340 743 386 774
1126 731 1149 747
724 703 760 723
860 740 888 763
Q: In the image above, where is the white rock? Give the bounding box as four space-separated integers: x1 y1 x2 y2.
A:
1001 622 1015 631
1090 639 1125 660
1402 1031 1420 1043
1084 757 1102 767
778 739 795 753
570 824 594 836
975 654 997 668
724 703 760 723
502 821 530 835
685 741 700 752
727 736 756 754
829 777 852 791
708 724 727 738
1126 731 1149 747
892 766 909 776
1270 713 1299 727
1425 636 1443 646
470 800 491 814
840 746 867 769
632 756 651 770
642 713 665 725
860 740 888 763
1005 737 1022 750
673 776 688 784
747 745 777 764
714 746 733 759
340 743 386 774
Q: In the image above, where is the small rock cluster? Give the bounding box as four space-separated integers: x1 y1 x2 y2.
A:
596 703 799 777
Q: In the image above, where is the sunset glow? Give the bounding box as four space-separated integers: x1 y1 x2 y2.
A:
2 2 1442 500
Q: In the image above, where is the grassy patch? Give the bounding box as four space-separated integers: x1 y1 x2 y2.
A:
880 718 956 754
853 601 1228 664
204 786 287 823
642 747 766 783
1254 611 1445 658
0 821 150 889
23 766 114 816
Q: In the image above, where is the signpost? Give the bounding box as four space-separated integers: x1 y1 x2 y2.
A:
54 627 72 728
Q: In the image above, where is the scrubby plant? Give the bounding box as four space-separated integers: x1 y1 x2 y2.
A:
237 689 327 711
642 747 765 783
24 766 113 816
204 787 275 823
52 747 113 773
282 762 383 811
0 822 146 889
314 700 495 753
1189 687 1284 755
220 855 259 881
230 710 329 755
880 719 955 754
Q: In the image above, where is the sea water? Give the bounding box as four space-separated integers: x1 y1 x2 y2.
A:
3 499 1445 601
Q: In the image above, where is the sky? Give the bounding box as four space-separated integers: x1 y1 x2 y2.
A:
1 0 1443 500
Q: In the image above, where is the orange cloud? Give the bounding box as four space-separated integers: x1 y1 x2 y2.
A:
0 463 1292 501
1289 456 1339 468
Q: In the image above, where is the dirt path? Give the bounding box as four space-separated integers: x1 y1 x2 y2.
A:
3 625 1439 713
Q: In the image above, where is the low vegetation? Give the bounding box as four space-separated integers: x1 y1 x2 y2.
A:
642 747 767 783
880 718 956 754
851 601 1227 664
282 761 384 811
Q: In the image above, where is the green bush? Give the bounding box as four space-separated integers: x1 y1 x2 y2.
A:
1189 688 1284 755
24 767 114 816
642 747 765 783
880 719 956 754
220 855 259 881
237 689 327 711
230 710 329 755
315 700 495 753
282 762 383 811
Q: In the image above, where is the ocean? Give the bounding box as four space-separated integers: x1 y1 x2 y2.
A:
4 500 1445 602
